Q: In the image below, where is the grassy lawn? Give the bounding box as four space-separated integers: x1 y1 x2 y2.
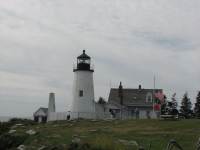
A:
12 118 200 150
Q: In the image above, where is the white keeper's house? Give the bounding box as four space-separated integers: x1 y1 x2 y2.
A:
107 82 163 119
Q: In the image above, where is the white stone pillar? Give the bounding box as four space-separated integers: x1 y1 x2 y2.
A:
47 93 56 122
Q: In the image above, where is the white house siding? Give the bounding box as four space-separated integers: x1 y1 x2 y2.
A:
70 70 95 116
132 108 157 119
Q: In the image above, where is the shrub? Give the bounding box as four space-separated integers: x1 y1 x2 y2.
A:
9 118 36 125
67 143 79 150
0 118 36 135
0 122 13 135
0 133 28 149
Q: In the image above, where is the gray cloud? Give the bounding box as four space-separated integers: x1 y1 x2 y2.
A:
0 0 199 117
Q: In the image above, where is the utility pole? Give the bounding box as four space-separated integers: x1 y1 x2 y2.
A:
109 79 111 89
153 76 155 118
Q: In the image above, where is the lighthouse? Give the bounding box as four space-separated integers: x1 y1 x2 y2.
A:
70 50 95 115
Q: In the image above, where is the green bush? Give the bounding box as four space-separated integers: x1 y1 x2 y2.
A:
67 143 79 150
0 133 28 149
0 122 13 135
9 118 36 125
0 118 36 135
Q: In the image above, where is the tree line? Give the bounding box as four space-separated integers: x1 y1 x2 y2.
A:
97 91 200 119
161 91 200 119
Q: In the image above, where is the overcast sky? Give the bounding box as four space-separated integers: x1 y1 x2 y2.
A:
0 0 199 117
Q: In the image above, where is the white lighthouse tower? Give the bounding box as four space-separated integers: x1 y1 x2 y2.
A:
70 50 95 116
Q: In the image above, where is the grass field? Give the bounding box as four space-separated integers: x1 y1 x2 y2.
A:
10 118 200 150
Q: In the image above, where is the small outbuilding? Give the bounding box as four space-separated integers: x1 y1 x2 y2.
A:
33 107 48 123
33 93 56 123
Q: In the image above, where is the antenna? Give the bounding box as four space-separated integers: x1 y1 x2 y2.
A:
109 79 111 89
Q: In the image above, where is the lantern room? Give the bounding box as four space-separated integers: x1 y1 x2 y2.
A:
73 50 94 72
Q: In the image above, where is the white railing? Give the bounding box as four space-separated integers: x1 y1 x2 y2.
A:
49 111 158 121
49 111 120 121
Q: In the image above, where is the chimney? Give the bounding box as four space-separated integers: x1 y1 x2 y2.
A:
119 82 123 105
139 85 141 90
47 93 56 122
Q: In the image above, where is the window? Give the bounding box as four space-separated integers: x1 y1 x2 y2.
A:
146 92 152 102
79 90 83 97
134 96 138 100
148 96 151 102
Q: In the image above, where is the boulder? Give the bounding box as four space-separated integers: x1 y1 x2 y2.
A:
15 123 23 126
72 138 81 143
9 130 17 133
11 126 17 129
38 146 46 150
26 129 36 135
90 130 99 132
17 144 26 150
118 139 138 146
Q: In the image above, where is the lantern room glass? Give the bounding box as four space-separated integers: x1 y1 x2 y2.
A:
78 58 90 64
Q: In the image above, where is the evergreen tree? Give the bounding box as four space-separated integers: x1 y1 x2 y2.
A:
169 93 179 115
161 96 169 115
195 91 200 118
97 97 106 105
179 92 192 119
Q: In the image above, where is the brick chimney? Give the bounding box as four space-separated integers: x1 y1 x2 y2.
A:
119 82 123 105
139 85 141 90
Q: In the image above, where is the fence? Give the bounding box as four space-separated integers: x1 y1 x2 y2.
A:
49 111 135 121
49 111 161 121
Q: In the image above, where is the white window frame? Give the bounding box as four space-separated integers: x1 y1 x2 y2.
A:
146 92 152 102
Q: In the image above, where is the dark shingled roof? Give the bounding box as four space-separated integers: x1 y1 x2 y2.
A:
108 88 163 107
77 50 90 58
